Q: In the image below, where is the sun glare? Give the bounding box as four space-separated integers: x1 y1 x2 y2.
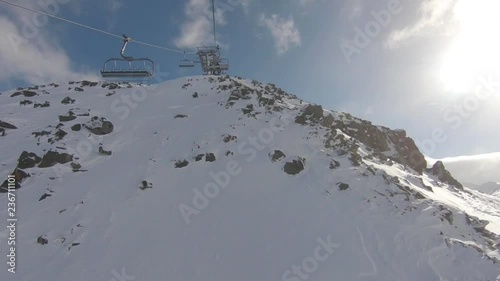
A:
439 0 500 92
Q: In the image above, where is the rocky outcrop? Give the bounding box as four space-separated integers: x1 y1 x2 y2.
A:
269 150 286 162
17 151 42 169
85 117 114 135
283 158 305 175
38 151 73 168
175 160 189 168
11 90 37 97
430 161 463 190
295 104 323 125
0 120 17 129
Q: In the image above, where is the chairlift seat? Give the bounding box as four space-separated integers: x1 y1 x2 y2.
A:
101 70 152 78
179 61 195 68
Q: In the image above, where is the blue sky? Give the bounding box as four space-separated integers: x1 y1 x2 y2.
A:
0 0 499 160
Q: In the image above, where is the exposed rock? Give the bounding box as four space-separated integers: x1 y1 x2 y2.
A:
74 87 84 92
101 82 119 90
39 193 52 201
0 128 4 136
81 81 98 87
205 153 216 162
20 100 33 106
0 168 30 193
223 134 237 143
175 160 189 168
10 90 37 97
70 162 82 171
71 124 81 131
337 182 350 191
85 117 114 135
37 236 48 245
32 131 50 137
175 114 188 119
269 150 286 162
330 159 340 169
242 104 254 114
34 101 50 108
59 115 77 122
61 97 75 104
38 151 73 168
283 158 305 175
0 120 17 129
465 214 489 232
226 87 252 107
140 180 153 190
431 161 463 190
438 205 454 225
295 104 323 125
17 151 42 169
194 154 204 162
192 92 198 98
99 146 112 156
419 179 434 192
321 114 336 127
54 129 67 141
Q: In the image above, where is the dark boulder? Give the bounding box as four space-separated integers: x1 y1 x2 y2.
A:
61 97 75 104
175 160 189 168
0 120 17 129
205 153 216 162
38 151 73 168
17 151 42 169
269 150 286 162
283 158 305 175
85 117 114 135
71 124 81 131
37 236 48 245
11 90 37 97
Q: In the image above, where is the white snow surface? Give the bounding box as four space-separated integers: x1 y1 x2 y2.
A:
0 76 499 281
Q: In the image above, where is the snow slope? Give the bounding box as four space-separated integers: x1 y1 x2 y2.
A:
0 76 499 281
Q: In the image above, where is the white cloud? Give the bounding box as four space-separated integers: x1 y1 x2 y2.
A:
106 0 124 11
174 0 230 49
385 0 457 49
259 14 301 55
0 2 96 86
299 0 315 6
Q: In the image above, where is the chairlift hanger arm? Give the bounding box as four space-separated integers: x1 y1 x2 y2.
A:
120 35 133 60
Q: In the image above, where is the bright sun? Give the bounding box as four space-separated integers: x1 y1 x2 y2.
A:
440 0 500 92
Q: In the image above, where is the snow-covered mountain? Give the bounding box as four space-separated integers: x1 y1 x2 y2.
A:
0 76 499 281
466 182 500 197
